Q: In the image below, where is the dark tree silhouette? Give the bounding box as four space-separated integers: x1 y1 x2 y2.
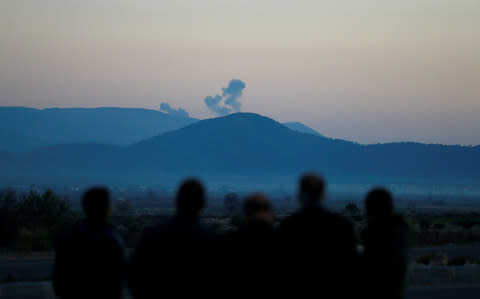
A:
0 190 17 247
344 203 361 216
0 189 76 251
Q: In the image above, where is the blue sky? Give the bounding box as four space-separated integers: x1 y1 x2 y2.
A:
1 1 479 145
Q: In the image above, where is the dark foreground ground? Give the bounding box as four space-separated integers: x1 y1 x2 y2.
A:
1 246 480 298
2 246 480 282
408 286 480 299
1 282 479 299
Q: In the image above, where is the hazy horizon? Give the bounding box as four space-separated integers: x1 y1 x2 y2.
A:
1 1 479 145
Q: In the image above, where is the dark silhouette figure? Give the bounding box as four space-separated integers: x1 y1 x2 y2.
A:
218 194 277 296
53 187 126 299
278 174 360 297
128 179 215 298
362 188 409 299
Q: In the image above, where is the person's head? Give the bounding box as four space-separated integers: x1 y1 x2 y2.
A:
365 188 394 224
299 174 326 207
82 187 111 223
243 193 274 225
176 178 205 216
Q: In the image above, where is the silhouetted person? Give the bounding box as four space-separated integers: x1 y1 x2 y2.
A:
128 178 214 298
362 188 408 299
219 194 277 295
278 174 360 297
53 187 126 299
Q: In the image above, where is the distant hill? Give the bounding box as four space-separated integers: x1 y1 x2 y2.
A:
2 112 479 184
0 107 197 151
0 106 327 152
283 122 322 136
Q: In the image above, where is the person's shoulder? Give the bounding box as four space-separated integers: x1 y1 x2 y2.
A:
392 214 407 227
56 221 84 241
391 214 410 239
218 230 240 246
55 228 73 250
196 222 216 240
282 211 303 224
278 211 304 233
334 212 354 228
145 217 175 234
138 218 175 244
173 215 215 237
140 223 165 242
105 225 126 248
327 210 351 223
324 210 355 231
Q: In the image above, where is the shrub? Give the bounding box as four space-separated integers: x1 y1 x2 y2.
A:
0 190 17 247
0 189 77 251
344 203 361 217
16 227 50 251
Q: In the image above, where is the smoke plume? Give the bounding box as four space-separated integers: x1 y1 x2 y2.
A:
160 102 190 118
204 79 246 116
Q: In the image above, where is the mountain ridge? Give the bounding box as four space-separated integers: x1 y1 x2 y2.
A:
283 121 322 136
0 106 197 151
0 106 325 152
2 112 479 185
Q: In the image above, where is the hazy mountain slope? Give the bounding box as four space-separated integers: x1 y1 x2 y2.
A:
0 106 320 152
2 113 479 184
0 107 197 151
283 122 322 136
128 113 354 172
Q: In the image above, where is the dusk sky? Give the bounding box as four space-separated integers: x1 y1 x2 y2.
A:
1 1 479 145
